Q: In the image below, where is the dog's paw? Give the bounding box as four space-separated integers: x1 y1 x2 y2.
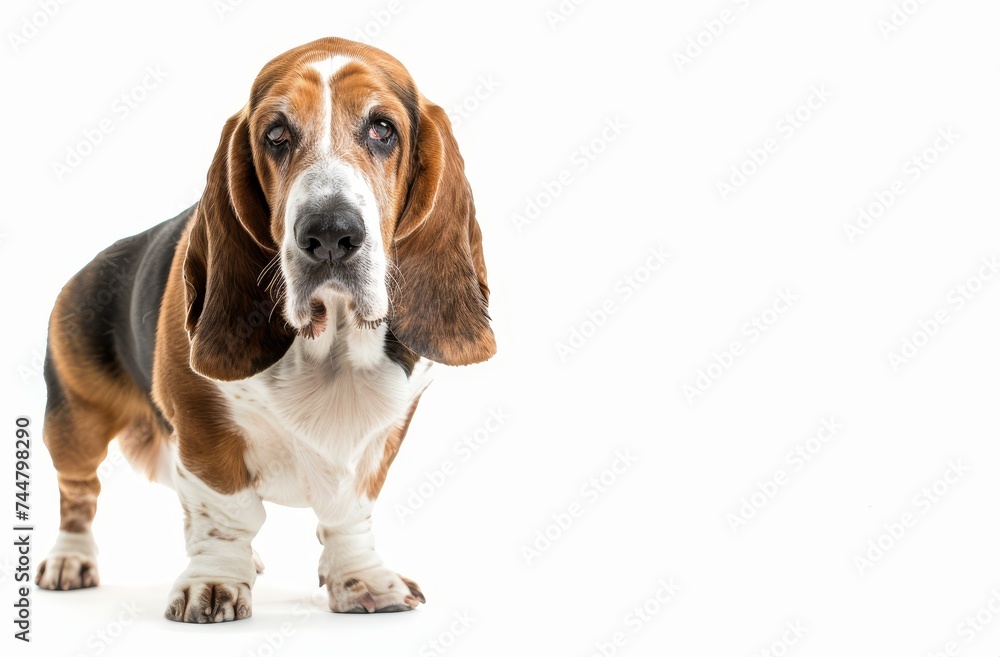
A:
164 578 252 623
36 553 99 590
324 568 425 613
36 531 99 591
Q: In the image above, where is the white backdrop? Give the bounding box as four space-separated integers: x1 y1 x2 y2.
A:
3 0 1000 655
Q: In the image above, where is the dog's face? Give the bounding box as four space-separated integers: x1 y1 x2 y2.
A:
182 38 495 381
248 52 419 333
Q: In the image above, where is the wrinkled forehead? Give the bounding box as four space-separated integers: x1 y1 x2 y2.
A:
248 42 418 137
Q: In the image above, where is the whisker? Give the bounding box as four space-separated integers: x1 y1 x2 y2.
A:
267 281 287 323
384 260 405 319
265 270 283 294
256 252 282 286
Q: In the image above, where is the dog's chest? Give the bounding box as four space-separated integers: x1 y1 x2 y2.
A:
215 324 425 510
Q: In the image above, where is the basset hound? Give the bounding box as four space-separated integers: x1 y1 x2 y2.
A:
35 37 495 622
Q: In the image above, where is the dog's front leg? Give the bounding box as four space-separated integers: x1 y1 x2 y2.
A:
317 510 424 613
164 464 264 623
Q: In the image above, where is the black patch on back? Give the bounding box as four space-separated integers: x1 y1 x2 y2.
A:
57 207 192 407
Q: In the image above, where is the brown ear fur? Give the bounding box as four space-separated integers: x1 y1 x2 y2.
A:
183 110 294 381
389 100 496 366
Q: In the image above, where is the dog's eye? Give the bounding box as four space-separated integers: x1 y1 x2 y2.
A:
368 120 394 142
266 124 290 147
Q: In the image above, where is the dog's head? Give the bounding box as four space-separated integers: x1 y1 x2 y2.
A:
182 38 495 381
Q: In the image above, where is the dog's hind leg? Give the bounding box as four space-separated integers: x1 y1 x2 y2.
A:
36 372 115 590
36 293 153 590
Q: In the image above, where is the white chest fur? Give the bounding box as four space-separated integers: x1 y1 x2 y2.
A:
215 312 430 520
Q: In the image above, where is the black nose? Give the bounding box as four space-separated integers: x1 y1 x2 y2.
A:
295 201 366 263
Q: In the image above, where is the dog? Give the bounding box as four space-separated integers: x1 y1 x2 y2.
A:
35 37 495 622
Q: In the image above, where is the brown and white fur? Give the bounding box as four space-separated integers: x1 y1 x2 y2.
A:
35 37 495 623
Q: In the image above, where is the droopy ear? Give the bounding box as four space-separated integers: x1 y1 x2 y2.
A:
183 109 294 381
389 99 496 366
